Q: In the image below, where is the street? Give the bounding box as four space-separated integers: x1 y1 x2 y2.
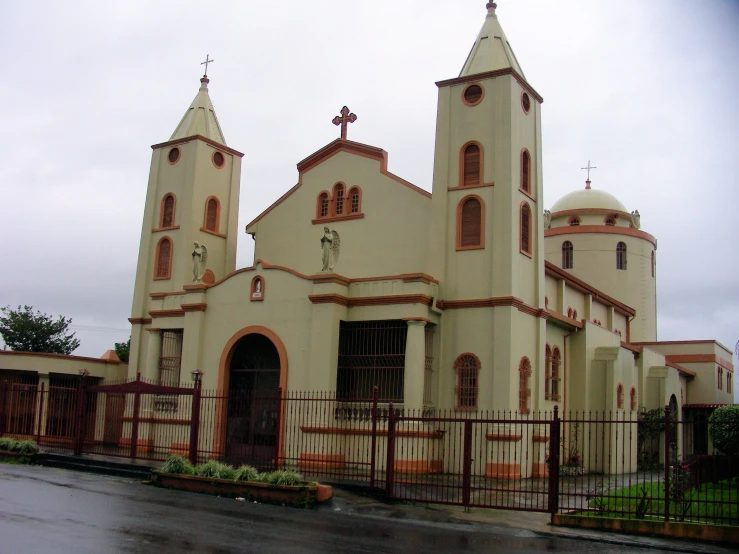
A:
0 464 725 553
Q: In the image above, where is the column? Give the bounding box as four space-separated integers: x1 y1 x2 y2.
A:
144 329 161 383
403 320 427 413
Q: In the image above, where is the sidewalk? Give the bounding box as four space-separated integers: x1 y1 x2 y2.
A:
318 486 737 554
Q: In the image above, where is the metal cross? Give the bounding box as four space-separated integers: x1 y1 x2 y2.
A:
332 106 358 140
201 54 215 76
581 160 597 181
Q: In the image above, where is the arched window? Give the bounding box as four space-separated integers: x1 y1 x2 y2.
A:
520 202 532 255
518 357 532 414
155 237 173 280
728 373 733 394
204 196 220 232
520 149 531 193
572 310 578 320
617 242 627 270
616 383 624 409
454 353 481 409
545 345 552 400
457 196 484 249
630 387 637 412
317 192 330 219
562 241 573 269
348 187 361 214
567 307 573 318
604 217 615 226
651 251 655 278
569 217 580 226
551 348 561 401
160 194 176 228
462 143 481 186
718 367 723 390
333 183 345 216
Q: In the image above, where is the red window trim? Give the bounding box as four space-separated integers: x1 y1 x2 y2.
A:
456 194 485 251
154 236 173 281
520 148 532 195
459 141 488 188
250 275 265 302
159 193 177 229
520 201 532 256
332 182 346 216
616 382 624 410
203 195 221 233
454 353 481 410
518 357 532 414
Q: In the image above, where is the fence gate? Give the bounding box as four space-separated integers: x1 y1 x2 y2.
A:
384 408 560 513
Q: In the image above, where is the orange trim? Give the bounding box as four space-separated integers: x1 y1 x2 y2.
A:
312 213 364 225
181 303 207 312
167 147 180 165
521 90 531 114
402 317 433 324
200 227 226 239
152 226 180 233
144 328 161 332
620 341 642 354
393 460 443 474
456 194 485 251
461 82 485 107
202 270 215 285
153 236 173 281
299 426 442 439
485 462 521 480
149 291 186 298
447 183 494 191
436 68 544 104
459 141 484 188
203 195 221 234
183 284 208 292
0 350 124 365
486 433 522 441
438 297 547 318
128 318 153 325
332 182 346 217
545 261 636 316
665 354 733 372
315 190 330 220
159 193 177 229
250 275 265 302
633 340 735 357
454 352 481 410
151 135 244 158
520 201 532 255
308 294 432 308
550 208 632 220
545 225 657 248
211 150 226 169
347 186 363 216
149 309 185 318
519 148 532 196
545 309 584 329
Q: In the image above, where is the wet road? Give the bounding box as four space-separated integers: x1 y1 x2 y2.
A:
0 464 700 553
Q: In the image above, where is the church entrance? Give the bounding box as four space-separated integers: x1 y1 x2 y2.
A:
226 334 281 464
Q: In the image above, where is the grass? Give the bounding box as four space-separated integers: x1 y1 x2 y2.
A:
161 456 304 486
581 478 739 525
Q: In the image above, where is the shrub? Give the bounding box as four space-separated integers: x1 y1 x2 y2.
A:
709 405 739 455
262 470 304 487
234 465 259 482
195 460 236 480
12 440 38 455
161 455 195 476
0 437 16 451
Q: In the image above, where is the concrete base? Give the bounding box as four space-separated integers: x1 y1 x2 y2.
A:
485 462 521 480
298 453 345 470
393 459 443 474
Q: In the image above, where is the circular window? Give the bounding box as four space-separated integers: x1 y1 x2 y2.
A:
521 92 531 114
168 147 180 164
463 84 484 106
212 151 225 168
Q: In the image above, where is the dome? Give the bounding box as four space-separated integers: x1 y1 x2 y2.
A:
550 187 627 214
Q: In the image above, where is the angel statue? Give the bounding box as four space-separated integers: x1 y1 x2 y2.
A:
192 242 208 282
630 210 641 230
320 227 340 272
543 209 552 229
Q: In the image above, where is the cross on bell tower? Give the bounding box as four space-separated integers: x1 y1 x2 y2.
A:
201 54 215 77
581 160 597 189
332 106 357 140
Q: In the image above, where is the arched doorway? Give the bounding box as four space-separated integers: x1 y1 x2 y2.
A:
226 334 281 462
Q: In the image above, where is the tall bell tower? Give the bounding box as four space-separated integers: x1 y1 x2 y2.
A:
429 2 546 411
127 68 243 378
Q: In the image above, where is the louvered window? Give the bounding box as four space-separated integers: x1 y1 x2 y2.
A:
205 198 219 232
544 346 552 400
617 383 624 409
334 184 345 215
519 357 531 414
463 144 481 186
156 238 172 279
551 348 561 401
162 195 175 228
630 387 637 411
617 242 627 270
459 197 482 248
562 241 573 269
520 203 531 254
521 150 530 193
455 354 480 409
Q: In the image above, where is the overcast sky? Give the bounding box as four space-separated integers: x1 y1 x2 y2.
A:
1 0 737 395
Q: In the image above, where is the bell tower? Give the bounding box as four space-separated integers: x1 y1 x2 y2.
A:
127 69 243 378
429 2 546 411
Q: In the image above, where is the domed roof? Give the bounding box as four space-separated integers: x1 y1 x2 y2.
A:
550 185 627 214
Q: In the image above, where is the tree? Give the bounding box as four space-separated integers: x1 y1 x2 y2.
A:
708 405 739 455
0 305 80 355
114 337 130 363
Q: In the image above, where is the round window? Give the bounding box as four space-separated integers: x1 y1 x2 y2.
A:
213 151 225 168
463 84 484 106
521 92 531 113
168 147 180 164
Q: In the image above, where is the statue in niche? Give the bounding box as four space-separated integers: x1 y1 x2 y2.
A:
320 227 340 272
543 209 551 229
255 279 262 293
192 242 208 282
630 210 641 230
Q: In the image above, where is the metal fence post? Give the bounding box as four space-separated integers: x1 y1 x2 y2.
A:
462 420 473 508
548 406 561 519
663 404 671 523
36 382 46 445
385 403 396 500
130 374 142 459
0 380 8 436
273 387 283 471
74 376 87 456
370 386 378 489
189 380 202 466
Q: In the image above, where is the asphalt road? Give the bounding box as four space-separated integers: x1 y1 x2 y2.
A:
0 464 717 553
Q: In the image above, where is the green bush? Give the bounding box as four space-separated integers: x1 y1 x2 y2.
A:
234 465 259 482
262 470 304 487
161 455 195 475
709 405 739 455
0 437 16 451
194 460 236 480
12 440 38 455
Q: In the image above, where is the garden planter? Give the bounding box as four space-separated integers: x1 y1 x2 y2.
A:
0 449 35 462
151 472 332 507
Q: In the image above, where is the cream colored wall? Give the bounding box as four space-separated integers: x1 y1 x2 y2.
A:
249 152 431 279
543 323 568 411
544 230 656 342
0 352 127 382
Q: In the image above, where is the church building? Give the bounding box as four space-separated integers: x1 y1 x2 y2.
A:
121 2 733 472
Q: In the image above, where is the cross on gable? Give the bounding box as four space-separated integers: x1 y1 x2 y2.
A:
332 106 357 140
201 54 215 76
581 160 597 189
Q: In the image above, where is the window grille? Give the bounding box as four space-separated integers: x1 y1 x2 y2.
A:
336 320 406 402
562 241 573 269
616 383 624 409
155 330 183 411
521 150 530 193
155 238 172 279
617 242 627 270
718 367 723 390
334 184 345 215
518 357 531 414
605 218 615 226
454 354 480 409
318 193 329 218
162 195 175 228
349 188 360 213
460 197 482 247
423 328 434 406
205 198 219 231
630 387 637 411
463 144 481 186
520 203 531 254
569 217 580 226
551 348 561 401
544 345 551 400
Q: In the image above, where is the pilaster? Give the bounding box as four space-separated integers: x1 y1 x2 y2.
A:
403 320 427 412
